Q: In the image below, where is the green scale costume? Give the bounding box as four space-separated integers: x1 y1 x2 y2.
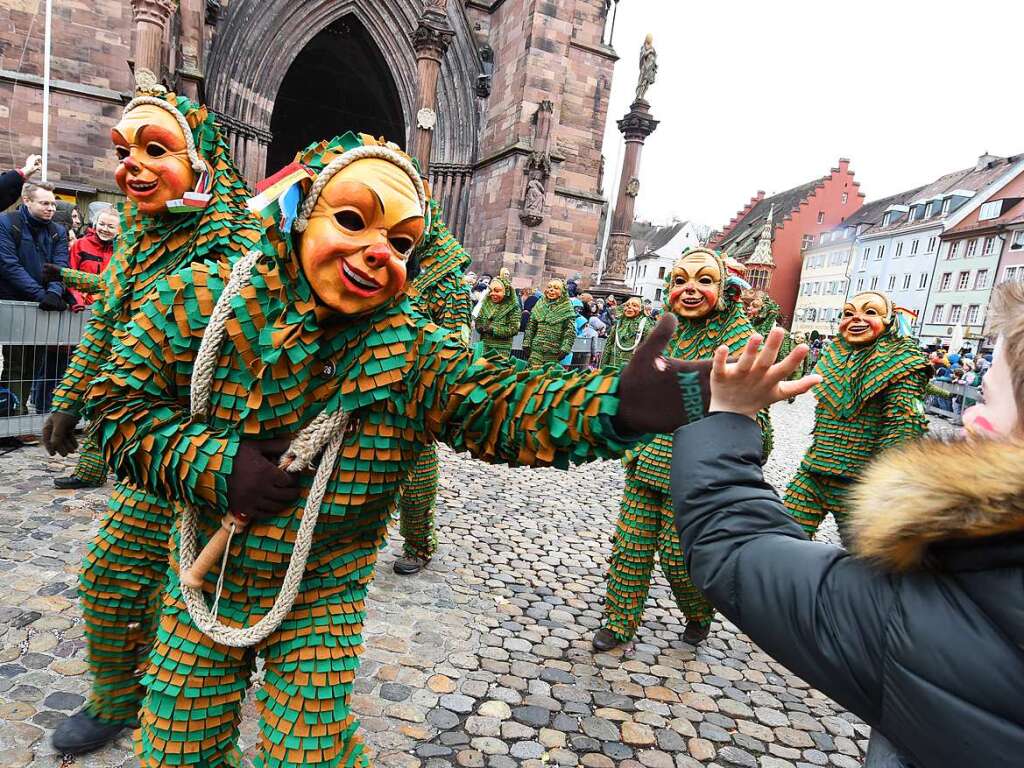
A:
523 285 576 367
604 261 770 643
48 92 263 726
85 134 677 768
745 293 793 455
603 312 653 369
784 320 930 537
475 276 521 359
396 199 473 563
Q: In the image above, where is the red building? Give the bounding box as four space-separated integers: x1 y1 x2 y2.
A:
711 159 865 326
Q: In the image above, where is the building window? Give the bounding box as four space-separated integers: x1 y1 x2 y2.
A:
895 242 903 258
910 239 919 255
927 236 937 252
870 276 879 290
947 241 960 259
655 288 662 301
813 282 822 295
965 239 978 258
856 278 864 292
974 269 989 289
817 211 825 224
842 192 849 204
1012 231 1024 250
978 201 1001 221
982 236 995 256
957 271 970 290
902 273 912 290
750 269 770 291
940 272 952 291
949 304 963 323
932 305 945 323
658 266 666 278
942 198 951 215
966 305 981 325
876 244 885 260
918 272 928 290
860 247 871 268
887 275 897 291
1005 266 1019 283
802 234 813 250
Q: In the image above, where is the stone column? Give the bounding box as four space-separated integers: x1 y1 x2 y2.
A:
592 99 659 298
130 0 177 82
411 1 454 176
176 0 205 100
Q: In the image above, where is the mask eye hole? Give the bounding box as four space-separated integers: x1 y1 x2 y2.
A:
865 308 878 316
115 146 130 160
145 143 167 158
334 210 365 232
698 276 714 285
843 309 854 318
673 276 685 285
389 236 414 255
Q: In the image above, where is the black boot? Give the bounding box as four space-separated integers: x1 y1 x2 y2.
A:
682 620 712 645
54 475 103 490
393 555 430 575
51 710 129 755
592 627 624 652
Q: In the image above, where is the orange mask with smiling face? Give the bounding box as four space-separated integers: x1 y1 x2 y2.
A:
298 157 425 316
668 250 724 319
111 103 200 215
839 291 892 345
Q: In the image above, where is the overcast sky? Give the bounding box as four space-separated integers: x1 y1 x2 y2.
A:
601 0 1024 229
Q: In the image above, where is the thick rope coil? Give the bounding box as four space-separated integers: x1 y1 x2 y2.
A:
179 252 349 647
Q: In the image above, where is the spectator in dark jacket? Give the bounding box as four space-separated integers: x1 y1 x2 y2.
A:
0 181 69 304
0 154 41 211
670 282 1024 768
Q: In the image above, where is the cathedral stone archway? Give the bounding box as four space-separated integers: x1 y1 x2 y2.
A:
266 16 406 174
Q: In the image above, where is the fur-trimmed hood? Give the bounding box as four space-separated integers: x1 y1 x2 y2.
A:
849 438 1024 571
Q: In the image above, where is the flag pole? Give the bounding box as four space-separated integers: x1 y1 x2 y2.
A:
41 0 52 181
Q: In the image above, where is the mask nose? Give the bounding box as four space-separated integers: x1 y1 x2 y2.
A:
363 243 392 268
121 155 142 174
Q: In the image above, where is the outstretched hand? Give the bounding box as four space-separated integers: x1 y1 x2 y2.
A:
709 328 820 419
614 314 712 435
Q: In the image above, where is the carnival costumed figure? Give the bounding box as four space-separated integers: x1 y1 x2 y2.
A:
84 133 713 768
393 198 473 575
475 275 520 359
595 248 771 652
784 291 930 539
41 86 263 756
603 297 652 368
524 279 576 367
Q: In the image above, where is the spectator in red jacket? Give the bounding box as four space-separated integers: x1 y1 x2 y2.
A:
67 206 118 309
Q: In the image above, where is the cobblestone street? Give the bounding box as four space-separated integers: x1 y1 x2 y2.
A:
0 394 949 767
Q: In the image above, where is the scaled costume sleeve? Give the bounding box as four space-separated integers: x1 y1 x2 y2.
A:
83 271 237 513
417 332 639 470
59 266 106 297
559 316 577 357
877 374 928 453
524 311 538 350
49 257 128 416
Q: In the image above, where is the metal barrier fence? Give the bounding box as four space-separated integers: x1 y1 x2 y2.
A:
0 301 90 438
500 333 607 370
924 379 980 425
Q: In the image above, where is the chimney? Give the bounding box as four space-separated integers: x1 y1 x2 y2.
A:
976 152 999 171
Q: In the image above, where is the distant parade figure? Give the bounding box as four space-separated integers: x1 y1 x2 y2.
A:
603 296 651 368
475 274 520 359
784 291 930 539
523 279 576 367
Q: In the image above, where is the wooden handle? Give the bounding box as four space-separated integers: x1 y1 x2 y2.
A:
181 513 249 589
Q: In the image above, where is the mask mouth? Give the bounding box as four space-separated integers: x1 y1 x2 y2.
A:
846 320 871 334
127 178 159 195
338 258 383 297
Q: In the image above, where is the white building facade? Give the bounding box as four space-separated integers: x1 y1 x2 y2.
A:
625 221 704 304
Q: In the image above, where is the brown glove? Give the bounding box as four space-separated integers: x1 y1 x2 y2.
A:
226 439 302 520
42 411 80 456
613 314 712 435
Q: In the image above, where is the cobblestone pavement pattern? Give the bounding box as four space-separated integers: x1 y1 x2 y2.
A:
0 396 955 767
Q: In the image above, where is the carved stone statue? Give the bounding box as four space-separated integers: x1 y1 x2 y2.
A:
524 177 545 214
635 33 657 102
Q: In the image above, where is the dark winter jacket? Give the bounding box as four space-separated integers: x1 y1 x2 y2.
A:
0 169 26 211
0 205 69 301
671 413 1024 768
